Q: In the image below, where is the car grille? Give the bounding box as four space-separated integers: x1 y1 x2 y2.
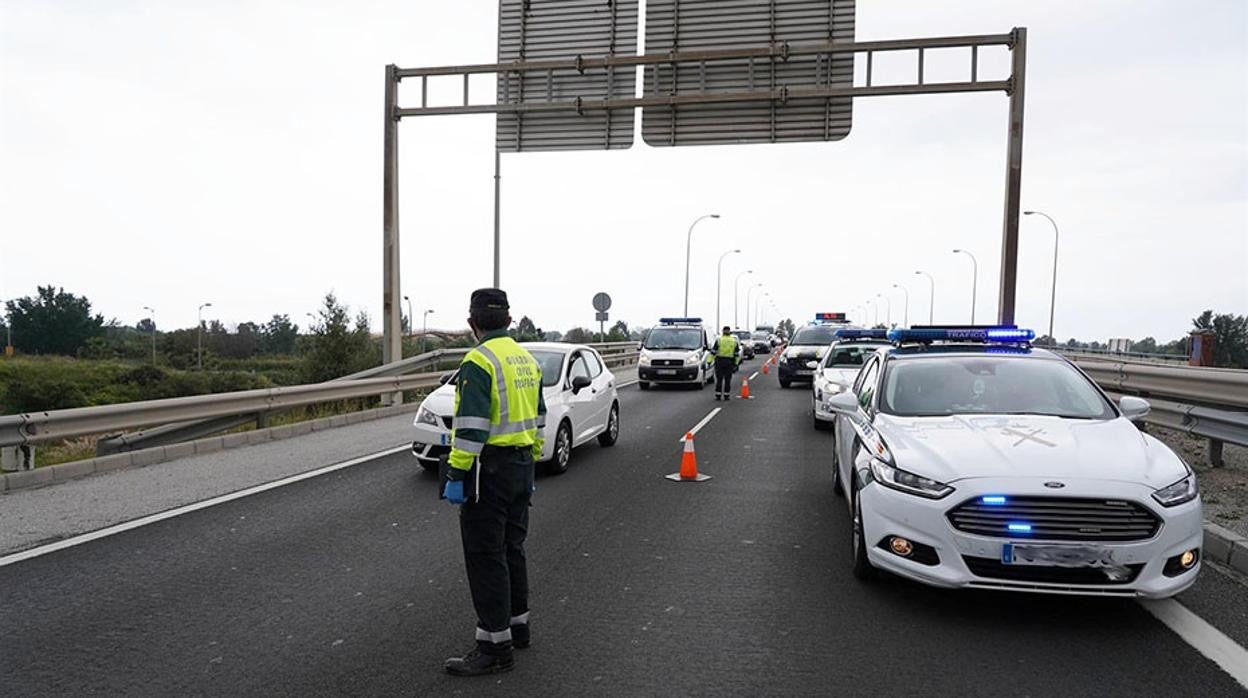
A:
652 359 684 367
963 556 1144 585
946 496 1160 542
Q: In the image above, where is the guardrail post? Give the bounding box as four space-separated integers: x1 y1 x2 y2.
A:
1209 438 1224 468
1 444 35 472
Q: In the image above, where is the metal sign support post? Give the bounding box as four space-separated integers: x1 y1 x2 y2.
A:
493 150 501 287
382 64 403 405
998 28 1027 326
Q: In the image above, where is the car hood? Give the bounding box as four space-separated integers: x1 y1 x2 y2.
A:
786 345 828 360
818 367 859 386
874 413 1187 488
417 381 567 420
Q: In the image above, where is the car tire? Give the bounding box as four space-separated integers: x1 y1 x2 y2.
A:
597 403 619 447
638 381 650 391
547 421 573 475
851 485 877 581
831 440 845 498
779 378 791 389
417 459 437 472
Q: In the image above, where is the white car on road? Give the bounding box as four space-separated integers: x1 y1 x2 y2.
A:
812 329 891 431
411 342 620 474
826 326 1202 599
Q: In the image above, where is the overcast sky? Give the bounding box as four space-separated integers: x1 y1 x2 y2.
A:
2 0 1245 343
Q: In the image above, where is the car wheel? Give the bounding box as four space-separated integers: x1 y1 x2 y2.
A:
831 439 845 498
638 381 650 391
851 485 877 581
597 403 619 447
418 459 437 472
547 421 572 475
779 378 791 389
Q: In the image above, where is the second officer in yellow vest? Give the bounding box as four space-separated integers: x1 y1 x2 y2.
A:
712 325 741 400
442 288 546 677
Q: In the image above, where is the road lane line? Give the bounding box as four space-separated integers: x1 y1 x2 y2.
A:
0 445 410 569
1139 598 1248 689
678 407 722 443
748 371 759 380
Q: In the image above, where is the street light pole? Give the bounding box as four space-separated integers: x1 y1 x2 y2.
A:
403 295 414 338
197 302 213 371
1025 210 1060 344
754 293 769 330
143 306 156 364
745 283 763 332
683 213 720 316
865 299 876 326
877 293 892 327
952 249 979 324
422 309 434 354
914 271 935 325
734 270 753 329
716 248 741 330
892 284 910 327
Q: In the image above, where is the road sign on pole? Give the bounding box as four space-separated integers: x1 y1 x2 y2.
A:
642 0 856 147
593 292 613 312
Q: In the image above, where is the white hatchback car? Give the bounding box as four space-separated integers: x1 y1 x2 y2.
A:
827 327 1202 599
411 342 620 474
812 330 891 431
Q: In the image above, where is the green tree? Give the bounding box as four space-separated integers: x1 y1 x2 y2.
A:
564 327 593 343
1130 337 1158 354
301 293 380 382
606 320 630 342
262 314 300 354
1193 310 1248 368
777 318 796 339
5 286 105 356
512 316 544 342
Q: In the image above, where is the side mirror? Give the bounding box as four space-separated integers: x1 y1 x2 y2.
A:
571 375 592 394
825 390 859 414
1119 396 1150 422
439 372 454 385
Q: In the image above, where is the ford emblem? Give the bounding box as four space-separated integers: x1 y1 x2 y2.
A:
1044 481 1066 489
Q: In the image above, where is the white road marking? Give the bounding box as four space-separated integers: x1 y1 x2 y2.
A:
0 445 410 568
748 371 759 380
678 408 722 443
1139 598 1248 689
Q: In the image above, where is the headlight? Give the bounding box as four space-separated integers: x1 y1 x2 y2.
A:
869 459 954 499
639 354 651 367
1153 474 1199 507
415 407 440 427
805 360 819 369
684 355 701 366
823 382 846 396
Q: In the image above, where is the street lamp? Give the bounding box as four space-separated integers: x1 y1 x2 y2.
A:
892 284 910 327
734 270 754 329
754 293 769 330
197 302 213 370
745 283 763 331
716 248 741 330
142 306 156 365
403 295 414 338
865 299 876 326
1025 210 1060 345
952 249 979 324
877 293 892 327
914 271 935 325
422 309 435 354
683 213 721 316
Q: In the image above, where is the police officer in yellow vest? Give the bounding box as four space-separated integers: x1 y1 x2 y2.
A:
712 325 741 401
442 288 547 677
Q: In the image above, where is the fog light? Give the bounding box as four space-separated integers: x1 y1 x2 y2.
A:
1180 549 1197 569
889 537 914 557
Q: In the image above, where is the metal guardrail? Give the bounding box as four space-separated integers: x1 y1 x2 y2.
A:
0 342 640 451
1056 347 1188 365
1066 356 1248 410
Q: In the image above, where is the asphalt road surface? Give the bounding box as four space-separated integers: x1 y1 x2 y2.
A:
4 357 1247 696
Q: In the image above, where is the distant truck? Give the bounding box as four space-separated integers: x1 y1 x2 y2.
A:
1107 337 1132 353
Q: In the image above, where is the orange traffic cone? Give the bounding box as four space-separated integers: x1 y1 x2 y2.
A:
762 362 770 375
666 432 711 482
739 376 753 399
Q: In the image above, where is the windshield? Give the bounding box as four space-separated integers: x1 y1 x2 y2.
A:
791 326 838 346
880 356 1115 419
823 342 886 368
644 327 704 351
530 350 566 387
751 332 769 340
732 331 752 341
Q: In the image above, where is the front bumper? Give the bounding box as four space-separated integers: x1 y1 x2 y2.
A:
857 476 1203 599
812 392 839 423
411 421 452 463
779 358 817 382
639 365 702 384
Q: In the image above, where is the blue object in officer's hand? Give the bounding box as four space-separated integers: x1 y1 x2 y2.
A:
443 480 466 504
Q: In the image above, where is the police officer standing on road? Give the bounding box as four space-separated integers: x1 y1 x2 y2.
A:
441 288 547 677
711 325 740 401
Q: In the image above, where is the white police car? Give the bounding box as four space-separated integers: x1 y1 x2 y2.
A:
637 318 714 390
812 329 890 431
825 326 1202 598
411 342 620 475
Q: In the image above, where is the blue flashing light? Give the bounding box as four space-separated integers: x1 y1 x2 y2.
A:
887 325 1036 344
658 317 702 325
1007 523 1033 533
981 495 1008 505
834 328 887 339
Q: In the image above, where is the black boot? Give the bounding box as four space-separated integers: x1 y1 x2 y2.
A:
444 641 514 676
511 622 530 649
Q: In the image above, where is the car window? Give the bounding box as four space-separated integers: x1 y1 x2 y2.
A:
530 350 565 387
855 357 880 409
583 350 603 378
828 342 887 368
568 353 591 382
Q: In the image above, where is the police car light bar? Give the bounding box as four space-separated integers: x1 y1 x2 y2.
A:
886 325 1036 344
815 312 847 322
658 317 702 325
834 328 887 339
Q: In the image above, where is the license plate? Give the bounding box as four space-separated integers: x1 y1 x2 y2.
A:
1002 543 1115 568
440 434 450 445
657 369 677 375
795 370 813 377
